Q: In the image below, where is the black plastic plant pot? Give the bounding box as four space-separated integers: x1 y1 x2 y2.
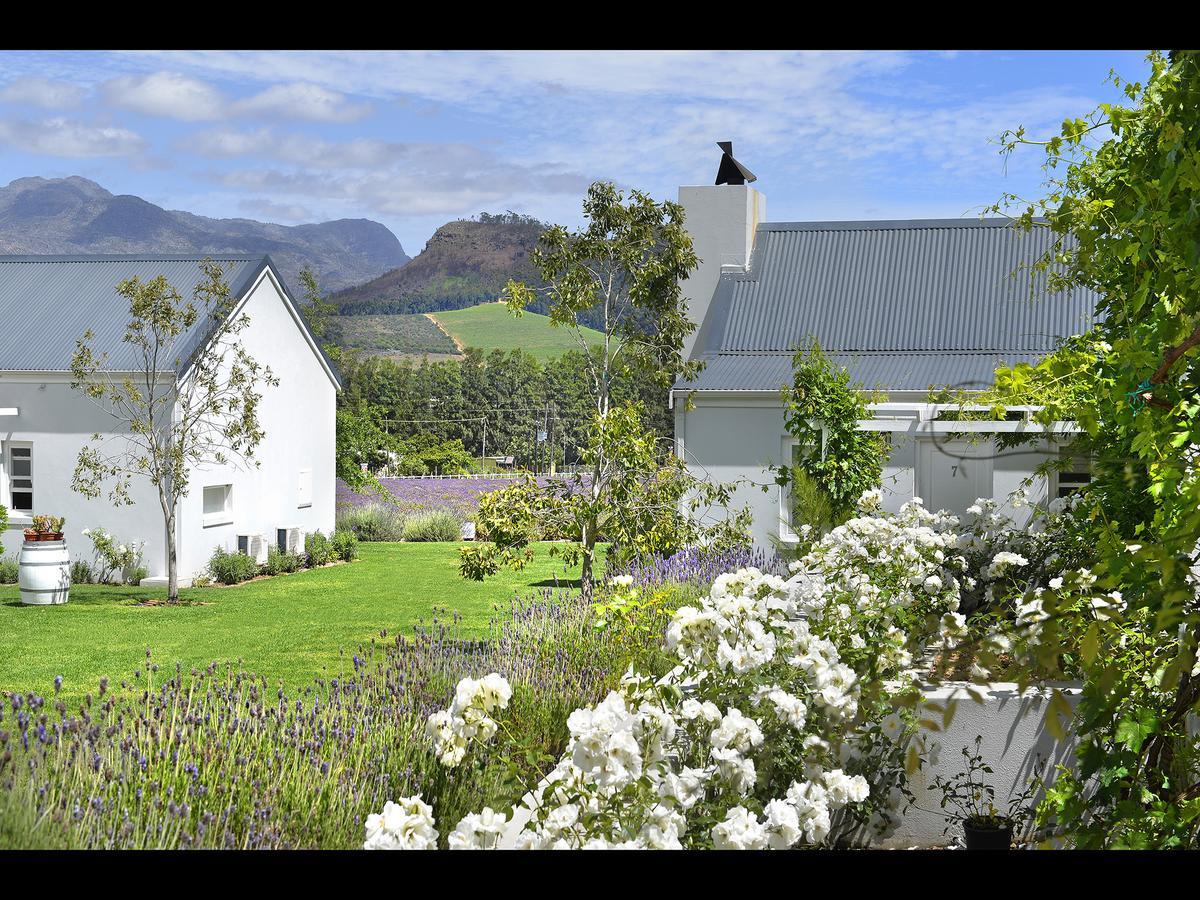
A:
963 820 1013 851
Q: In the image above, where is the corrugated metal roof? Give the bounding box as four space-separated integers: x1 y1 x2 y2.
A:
679 218 1098 393
679 351 1049 393
0 255 337 381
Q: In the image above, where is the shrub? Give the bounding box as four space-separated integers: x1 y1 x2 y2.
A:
81 527 144 584
336 502 406 542
265 546 302 576
305 531 335 567
402 510 461 543
0 556 17 584
207 547 259 585
127 566 148 586
331 529 359 562
70 560 95 585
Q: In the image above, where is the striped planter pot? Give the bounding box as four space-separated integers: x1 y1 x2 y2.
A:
18 539 71 605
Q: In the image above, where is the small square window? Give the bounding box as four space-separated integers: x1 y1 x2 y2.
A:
202 484 233 527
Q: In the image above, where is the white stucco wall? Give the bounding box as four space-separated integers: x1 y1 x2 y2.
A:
0 266 336 583
876 681 1083 848
676 392 1068 552
0 376 168 575
172 269 337 580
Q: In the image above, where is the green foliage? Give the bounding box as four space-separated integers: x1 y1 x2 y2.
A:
208 547 260 585
928 735 1041 835
0 556 17 585
330 529 359 562
69 260 278 603
305 531 335 567
774 341 889 525
401 511 462 543
265 546 303 576
461 402 751 599
83 527 142 585
335 503 407 542
501 180 703 416
70 560 94 585
979 50 1200 848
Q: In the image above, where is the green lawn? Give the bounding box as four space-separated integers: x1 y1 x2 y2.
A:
430 302 608 361
0 542 582 701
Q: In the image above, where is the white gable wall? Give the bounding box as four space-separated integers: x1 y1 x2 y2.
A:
173 267 336 581
1 264 336 584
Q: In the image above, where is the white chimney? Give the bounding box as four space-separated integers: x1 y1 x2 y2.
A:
678 183 765 360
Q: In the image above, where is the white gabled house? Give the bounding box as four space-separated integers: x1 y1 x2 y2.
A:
0 254 339 585
672 151 1097 552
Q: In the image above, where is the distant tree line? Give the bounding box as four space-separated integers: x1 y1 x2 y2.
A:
338 346 672 471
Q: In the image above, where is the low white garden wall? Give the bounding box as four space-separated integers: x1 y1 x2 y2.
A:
875 680 1083 848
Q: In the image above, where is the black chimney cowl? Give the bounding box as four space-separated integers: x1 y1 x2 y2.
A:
715 142 756 185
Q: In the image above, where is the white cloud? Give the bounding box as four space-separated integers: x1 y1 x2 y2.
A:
101 70 371 123
0 117 145 157
101 71 226 121
231 82 371 122
0 76 85 109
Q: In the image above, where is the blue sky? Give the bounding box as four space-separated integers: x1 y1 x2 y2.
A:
0 50 1152 256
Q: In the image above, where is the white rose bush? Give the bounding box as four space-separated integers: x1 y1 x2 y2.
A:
366 492 973 850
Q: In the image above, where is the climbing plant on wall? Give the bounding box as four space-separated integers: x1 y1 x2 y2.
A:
773 340 889 530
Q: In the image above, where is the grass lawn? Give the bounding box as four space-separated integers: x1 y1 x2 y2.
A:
0 542 583 701
429 303 609 361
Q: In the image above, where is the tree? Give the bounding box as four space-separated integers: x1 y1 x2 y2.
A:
70 260 278 604
501 180 703 419
980 50 1200 846
459 402 750 598
461 182 743 600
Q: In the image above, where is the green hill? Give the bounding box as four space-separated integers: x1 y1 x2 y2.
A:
430 303 608 361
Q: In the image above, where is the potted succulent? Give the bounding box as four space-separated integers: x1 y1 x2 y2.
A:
929 735 1040 850
23 515 65 542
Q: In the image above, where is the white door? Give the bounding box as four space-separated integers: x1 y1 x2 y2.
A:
919 437 993 517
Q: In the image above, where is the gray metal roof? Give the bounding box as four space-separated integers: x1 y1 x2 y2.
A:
0 254 339 386
679 218 1098 394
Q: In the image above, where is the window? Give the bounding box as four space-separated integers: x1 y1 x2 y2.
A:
202 484 233 527
1056 453 1092 499
780 430 823 542
8 444 33 513
297 468 312 509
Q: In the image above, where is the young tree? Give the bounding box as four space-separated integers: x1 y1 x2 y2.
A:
502 180 702 418
460 182 746 600
70 260 278 604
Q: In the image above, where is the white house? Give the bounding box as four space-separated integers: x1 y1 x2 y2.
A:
672 150 1097 552
0 254 339 585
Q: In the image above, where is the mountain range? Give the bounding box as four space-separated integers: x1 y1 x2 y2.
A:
0 176 410 293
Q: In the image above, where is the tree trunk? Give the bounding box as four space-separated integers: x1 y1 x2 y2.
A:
166 511 178 605
580 539 595 604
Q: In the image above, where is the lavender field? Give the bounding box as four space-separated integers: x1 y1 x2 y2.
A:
336 475 590 522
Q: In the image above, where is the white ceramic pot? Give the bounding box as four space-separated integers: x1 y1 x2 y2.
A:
18 539 71 605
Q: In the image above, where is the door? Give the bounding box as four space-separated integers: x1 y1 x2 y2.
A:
919 437 993 517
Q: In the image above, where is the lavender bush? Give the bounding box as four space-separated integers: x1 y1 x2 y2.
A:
607 545 788 591
0 586 665 849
